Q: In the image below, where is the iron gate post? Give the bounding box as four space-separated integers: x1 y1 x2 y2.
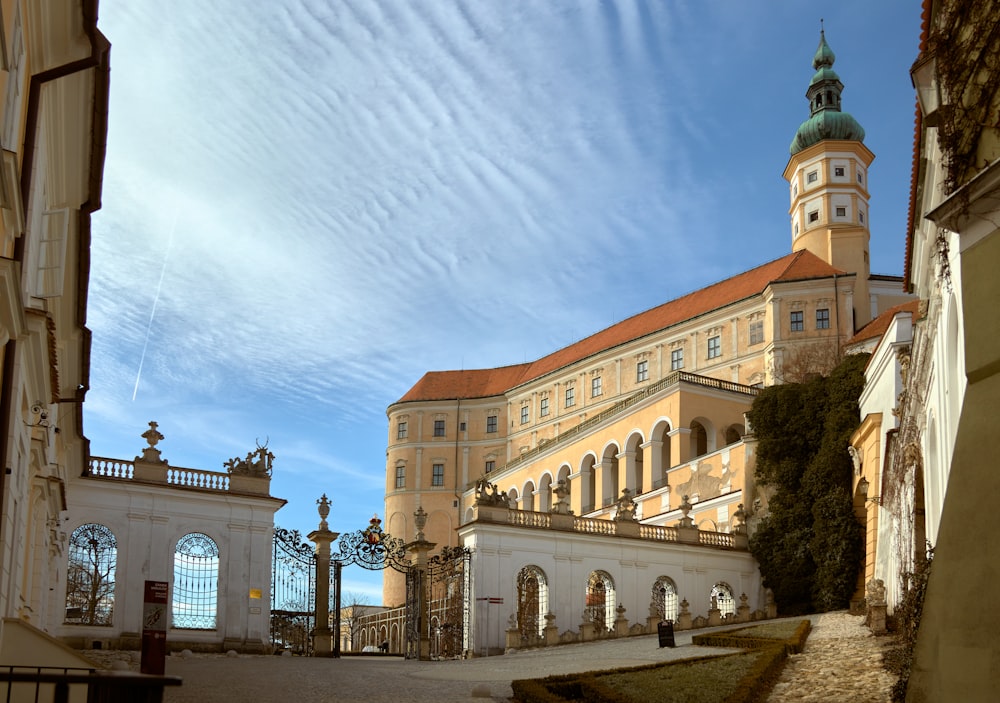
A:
308 495 339 657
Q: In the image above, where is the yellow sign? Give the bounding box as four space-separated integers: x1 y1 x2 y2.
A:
249 588 261 599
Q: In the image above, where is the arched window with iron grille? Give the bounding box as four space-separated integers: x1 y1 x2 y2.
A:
711 582 736 617
65 523 117 626
516 565 548 641
585 570 615 632
172 533 220 629
651 575 678 623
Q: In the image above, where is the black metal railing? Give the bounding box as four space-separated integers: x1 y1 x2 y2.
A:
0 666 181 703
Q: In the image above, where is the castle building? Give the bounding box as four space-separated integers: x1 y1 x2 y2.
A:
0 0 111 665
383 31 911 612
848 0 1000 698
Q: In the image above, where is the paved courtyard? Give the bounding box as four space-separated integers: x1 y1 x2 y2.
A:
83 612 894 702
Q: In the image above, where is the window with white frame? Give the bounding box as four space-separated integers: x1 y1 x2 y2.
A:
790 311 804 332
591 376 602 397
486 414 498 433
816 308 830 329
806 170 818 184
565 387 575 408
749 320 764 346
485 460 495 473
432 463 445 486
397 421 407 439
636 360 648 382
707 336 721 359
520 404 529 424
395 464 405 489
433 419 445 437
671 348 684 370
835 206 847 217
540 397 549 417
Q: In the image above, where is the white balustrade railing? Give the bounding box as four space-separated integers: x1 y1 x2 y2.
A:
87 457 230 493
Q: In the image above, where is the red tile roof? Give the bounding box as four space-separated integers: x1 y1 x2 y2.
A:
847 299 922 346
395 250 847 404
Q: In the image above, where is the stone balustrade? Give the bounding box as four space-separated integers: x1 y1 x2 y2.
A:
473 503 747 551
87 456 248 494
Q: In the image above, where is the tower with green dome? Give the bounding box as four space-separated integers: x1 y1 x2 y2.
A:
783 29 876 331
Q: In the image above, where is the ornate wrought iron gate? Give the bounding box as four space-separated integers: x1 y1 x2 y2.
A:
271 528 316 655
426 546 472 659
333 516 471 660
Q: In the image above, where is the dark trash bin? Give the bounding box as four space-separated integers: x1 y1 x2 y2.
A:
657 620 675 648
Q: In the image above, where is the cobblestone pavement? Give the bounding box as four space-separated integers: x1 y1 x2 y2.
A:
79 612 896 702
767 612 896 703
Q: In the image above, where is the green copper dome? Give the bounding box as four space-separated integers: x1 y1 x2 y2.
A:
790 31 865 154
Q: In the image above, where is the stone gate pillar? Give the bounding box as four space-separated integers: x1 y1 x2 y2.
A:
309 494 339 657
406 506 436 660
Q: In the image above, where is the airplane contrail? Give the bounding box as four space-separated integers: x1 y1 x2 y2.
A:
132 216 177 401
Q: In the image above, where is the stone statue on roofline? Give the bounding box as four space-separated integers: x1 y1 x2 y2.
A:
225 438 274 478
475 477 510 507
137 421 167 464
614 487 638 522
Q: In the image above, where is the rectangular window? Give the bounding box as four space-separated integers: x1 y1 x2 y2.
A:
520 405 529 424
565 387 575 407
395 465 405 489
749 320 764 346
486 415 498 433
857 172 864 184
433 419 445 437
670 348 684 370
859 211 865 223
806 170 818 183
707 336 721 359
397 421 407 439
636 360 649 382
591 376 602 397
834 166 845 177
790 311 804 332
432 463 444 486
485 460 495 473
540 397 549 417
835 206 847 217
808 210 819 223
816 308 830 329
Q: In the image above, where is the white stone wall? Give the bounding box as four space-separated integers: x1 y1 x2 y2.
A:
54 470 284 652
459 520 761 654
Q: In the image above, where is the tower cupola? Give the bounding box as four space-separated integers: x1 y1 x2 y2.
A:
790 31 866 154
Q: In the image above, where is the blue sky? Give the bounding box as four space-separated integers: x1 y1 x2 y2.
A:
87 0 921 601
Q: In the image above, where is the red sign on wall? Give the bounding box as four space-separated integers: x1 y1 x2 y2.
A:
141 580 169 675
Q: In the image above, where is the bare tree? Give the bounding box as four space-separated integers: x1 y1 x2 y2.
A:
340 591 372 651
775 339 843 384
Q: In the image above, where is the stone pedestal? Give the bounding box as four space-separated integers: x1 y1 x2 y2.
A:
707 607 722 627
676 599 692 630
579 620 595 641
613 604 629 637
736 593 751 623
549 513 575 531
544 613 559 646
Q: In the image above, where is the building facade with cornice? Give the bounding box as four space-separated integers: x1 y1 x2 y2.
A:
383 33 913 628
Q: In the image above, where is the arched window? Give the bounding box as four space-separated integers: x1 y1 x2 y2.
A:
65 524 116 626
516 565 548 641
651 576 678 623
585 570 615 632
173 533 219 629
711 582 735 617
691 422 708 457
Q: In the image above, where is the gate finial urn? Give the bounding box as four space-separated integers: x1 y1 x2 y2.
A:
317 494 331 530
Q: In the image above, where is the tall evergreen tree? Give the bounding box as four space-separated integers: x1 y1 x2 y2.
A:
748 353 867 613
